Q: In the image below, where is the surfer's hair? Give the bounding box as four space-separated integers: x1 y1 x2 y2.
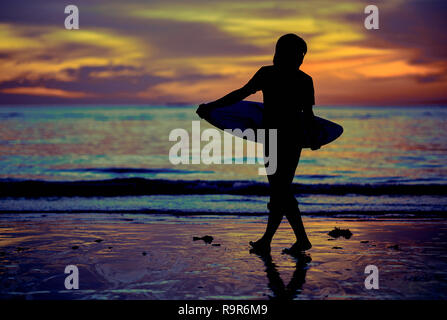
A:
273 34 307 69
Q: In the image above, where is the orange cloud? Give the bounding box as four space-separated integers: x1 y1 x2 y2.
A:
1 87 93 98
0 0 446 105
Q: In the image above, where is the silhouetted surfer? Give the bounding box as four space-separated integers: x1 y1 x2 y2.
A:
197 34 318 255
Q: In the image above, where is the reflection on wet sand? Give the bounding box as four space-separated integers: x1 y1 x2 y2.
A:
1 214 447 299
251 249 311 300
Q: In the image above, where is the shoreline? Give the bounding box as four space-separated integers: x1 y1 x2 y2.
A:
1 192 446 217
1 178 446 197
1 210 447 219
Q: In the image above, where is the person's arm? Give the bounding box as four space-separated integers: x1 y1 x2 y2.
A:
204 86 253 109
197 67 264 119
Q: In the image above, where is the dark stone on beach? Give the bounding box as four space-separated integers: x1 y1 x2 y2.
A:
0 251 6 256
94 239 103 243
212 244 221 247
332 246 343 249
327 238 334 241
328 227 353 239
388 244 399 250
16 247 28 252
360 240 369 243
193 235 214 244
142 251 147 256
72 246 79 250
108 246 113 249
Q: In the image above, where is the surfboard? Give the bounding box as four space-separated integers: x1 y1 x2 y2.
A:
199 100 343 148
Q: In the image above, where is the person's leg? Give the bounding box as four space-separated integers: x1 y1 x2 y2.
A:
250 200 283 251
251 134 311 252
262 214 283 243
282 147 312 252
284 208 312 251
250 131 285 252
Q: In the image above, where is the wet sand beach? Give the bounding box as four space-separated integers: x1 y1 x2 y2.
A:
0 213 446 300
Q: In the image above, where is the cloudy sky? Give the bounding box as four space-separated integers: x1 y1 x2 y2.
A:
0 0 446 105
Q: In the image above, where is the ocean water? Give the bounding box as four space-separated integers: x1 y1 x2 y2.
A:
0 105 446 215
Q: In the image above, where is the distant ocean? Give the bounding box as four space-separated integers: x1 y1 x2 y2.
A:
0 105 446 217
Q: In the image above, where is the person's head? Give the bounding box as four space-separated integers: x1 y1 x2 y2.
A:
273 34 307 70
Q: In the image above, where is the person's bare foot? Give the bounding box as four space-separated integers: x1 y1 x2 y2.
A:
249 239 271 254
282 240 312 256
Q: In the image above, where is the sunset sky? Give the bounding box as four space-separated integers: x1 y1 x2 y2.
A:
0 0 446 106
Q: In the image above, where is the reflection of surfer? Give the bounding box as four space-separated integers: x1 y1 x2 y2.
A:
252 250 312 299
197 34 316 254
